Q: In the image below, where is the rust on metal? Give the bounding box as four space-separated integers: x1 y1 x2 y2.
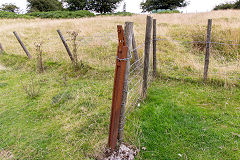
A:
108 25 128 150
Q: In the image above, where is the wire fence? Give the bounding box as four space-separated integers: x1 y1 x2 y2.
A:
155 34 240 86
125 41 154 116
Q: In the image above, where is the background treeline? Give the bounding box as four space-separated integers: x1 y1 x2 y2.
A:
0 0 190 19
214 0 240 10
0 0 137 19
0 0 124 14
0 10 95 19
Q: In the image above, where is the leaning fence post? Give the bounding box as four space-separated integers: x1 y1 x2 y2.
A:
142 16 153 98
57 30 75 63
153 19 157 77
132 33 140 68
203 19 212 82
13 31 32 59
108 25 128 150
118 22 133 144
0 43 4 54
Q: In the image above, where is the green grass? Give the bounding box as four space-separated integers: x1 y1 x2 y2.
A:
125 79 240 159
0 54 113 159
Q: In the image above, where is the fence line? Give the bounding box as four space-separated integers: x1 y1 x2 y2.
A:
157 34 238 43
155 38 240 46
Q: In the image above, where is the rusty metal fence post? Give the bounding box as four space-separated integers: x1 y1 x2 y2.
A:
142 16 153 98
118 22 133 144
203 19 212 82
108 25 128 150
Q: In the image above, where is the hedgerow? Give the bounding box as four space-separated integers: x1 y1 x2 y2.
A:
27 10 95 19
0 10 95 19
0 11 32 19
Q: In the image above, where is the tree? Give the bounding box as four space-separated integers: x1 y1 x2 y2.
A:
234 0 240 9
88 0 123 14
65 0 88 11
123 2 126 12
27 0 63 12
0 3 19 13
213 3 234 10
213 0 240 10
141 0 188 12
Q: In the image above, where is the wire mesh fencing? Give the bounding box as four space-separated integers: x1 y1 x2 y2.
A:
155 34 240 86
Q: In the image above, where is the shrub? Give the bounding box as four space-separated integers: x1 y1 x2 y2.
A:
27 10 95 19
0 11 32 19
99 12 134 16
153 9 180 14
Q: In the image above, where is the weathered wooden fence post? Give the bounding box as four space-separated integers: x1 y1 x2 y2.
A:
108 25 128 150
118 22 133 144
153 19 157 77
0 43 4 54
142 16 153 98
132 33 140 69
203 19 212 82
13 31 32 59
57 30 75 63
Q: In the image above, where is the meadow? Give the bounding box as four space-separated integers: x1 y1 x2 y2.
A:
0 10 240 159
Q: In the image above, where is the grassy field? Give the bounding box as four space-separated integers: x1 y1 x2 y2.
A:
125 79 240 159
0 10 240 159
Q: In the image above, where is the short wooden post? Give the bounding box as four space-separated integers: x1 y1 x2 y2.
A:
108 25 128 150
118 22 133 144
57 30 75 63
13 31 32 59
0 43 4 54
132 33 140 68
203 19 212 82
36 44 44 73
142 16 153 98
153 19 157 77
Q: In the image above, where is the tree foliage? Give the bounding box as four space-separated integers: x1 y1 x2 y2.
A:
213 0 240 10
64 0 88 11
234 0 240 9
141 0 188 12
0 3 19 13
89 0 123 14
213 3 234 10
123 2 126 12
27 0 63 12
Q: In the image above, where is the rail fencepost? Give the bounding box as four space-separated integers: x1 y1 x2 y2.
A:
13 31 32 59
57 29 75 63
132 32 140 70
0 43 4 54
153 19 157 77
142 16 153 98
203 19 212 82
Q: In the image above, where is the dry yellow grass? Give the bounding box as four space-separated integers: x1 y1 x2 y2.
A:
0 10 239 83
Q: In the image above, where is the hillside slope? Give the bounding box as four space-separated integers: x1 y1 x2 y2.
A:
0 10 239 159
